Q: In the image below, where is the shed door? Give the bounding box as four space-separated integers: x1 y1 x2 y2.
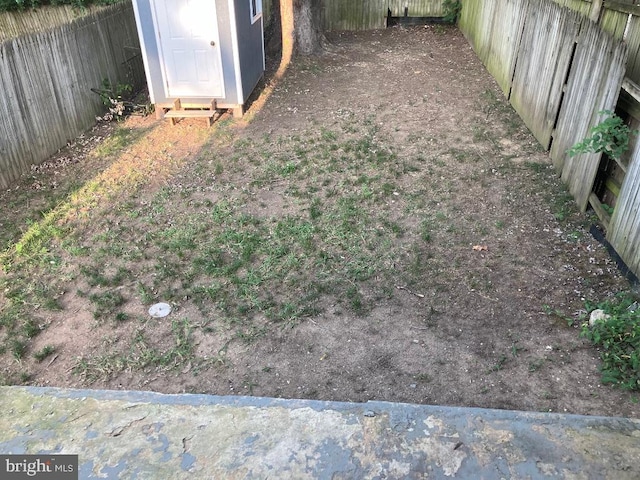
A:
151 0 224 98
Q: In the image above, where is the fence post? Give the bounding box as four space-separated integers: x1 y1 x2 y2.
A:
590 0 603 22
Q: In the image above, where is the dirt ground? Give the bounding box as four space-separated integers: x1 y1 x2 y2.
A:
2 26 638 418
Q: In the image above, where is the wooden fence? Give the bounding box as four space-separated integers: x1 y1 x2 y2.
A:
551 21 627 210
323 0 444 30
609 132 640 276
460 0 640 278
0 1 144 189
262 0 445 31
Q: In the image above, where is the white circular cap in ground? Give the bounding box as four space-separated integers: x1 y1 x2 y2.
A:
149 302 172 318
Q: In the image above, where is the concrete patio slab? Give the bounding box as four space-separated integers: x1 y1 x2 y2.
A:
0 386 639 479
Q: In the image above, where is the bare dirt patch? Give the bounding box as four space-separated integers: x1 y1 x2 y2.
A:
1 26 638 418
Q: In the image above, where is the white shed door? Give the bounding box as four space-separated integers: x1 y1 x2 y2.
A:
151 0 224 98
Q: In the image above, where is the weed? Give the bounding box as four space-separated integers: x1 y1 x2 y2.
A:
23 318 41 339
552 191 576 222
418 218 433 243
136 282 156 304
415 373 432 383
89 290 126 319
488 354 508 372
346 285 365 315
581 294 640 390
543 304 575 326
528 359 544 372
34 345 56 362
10 339 27 360
511 343 523 357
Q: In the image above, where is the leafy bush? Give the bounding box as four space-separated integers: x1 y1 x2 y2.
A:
442 0 462 23
0 0 121 12
569 110 637 161
582 293 640 391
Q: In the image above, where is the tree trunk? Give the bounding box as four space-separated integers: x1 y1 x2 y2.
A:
293 0 325 55
275 0 325 78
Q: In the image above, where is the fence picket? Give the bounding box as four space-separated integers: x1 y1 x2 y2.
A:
510 1 580 148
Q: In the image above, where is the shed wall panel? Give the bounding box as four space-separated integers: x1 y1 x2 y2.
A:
235 0 266 102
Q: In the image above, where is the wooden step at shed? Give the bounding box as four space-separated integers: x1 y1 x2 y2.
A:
163 99 217 126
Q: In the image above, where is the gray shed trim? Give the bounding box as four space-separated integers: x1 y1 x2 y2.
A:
228 0 244 104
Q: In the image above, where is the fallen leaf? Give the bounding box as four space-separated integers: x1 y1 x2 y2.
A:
472 245 488 251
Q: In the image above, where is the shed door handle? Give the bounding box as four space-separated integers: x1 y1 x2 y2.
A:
210 41 216 47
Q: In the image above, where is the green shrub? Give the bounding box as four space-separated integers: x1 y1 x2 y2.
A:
569 110 637 161
442 0 462 23
581 293 640 391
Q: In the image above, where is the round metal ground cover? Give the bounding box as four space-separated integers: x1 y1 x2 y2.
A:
148 303 172 318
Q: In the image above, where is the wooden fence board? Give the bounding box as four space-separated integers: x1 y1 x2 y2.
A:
510 2 580 148
462 0 529 92
459 0 498 68
323 0 387 31
550 21 627 211
600 7 629 39
556 0 593 15
387 0 444 17
625 15 640 85
482 0 529 96
608 138 640 274
0 2 143 189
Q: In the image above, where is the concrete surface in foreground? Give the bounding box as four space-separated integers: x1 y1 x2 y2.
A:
1 387 639 479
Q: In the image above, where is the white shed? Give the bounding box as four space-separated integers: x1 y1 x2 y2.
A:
131 0 265 123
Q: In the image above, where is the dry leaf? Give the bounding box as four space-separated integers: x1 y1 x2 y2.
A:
472 245 488 251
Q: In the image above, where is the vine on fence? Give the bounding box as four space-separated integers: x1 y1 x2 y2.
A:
0 0 121 12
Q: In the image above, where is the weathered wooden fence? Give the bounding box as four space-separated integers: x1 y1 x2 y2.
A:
551 21 627 210
460 0 640 277
609 133 640 276
262 0 445 31
322 0 387 30
0 1 143 189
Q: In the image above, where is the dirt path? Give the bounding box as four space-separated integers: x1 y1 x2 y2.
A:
2 26 637 418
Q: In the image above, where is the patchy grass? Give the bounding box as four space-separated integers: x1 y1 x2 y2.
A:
0 28 635 417
0 115 419 381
